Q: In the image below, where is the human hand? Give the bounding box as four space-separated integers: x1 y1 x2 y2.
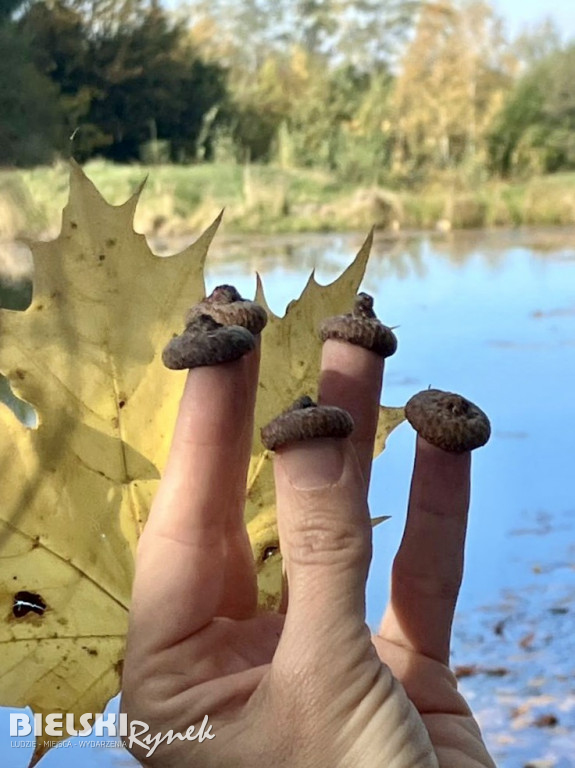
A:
121 314 496 768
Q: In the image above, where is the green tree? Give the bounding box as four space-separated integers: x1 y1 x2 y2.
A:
0 0 26 20
19 1 98 159
336 67 396 183
489 45 575 175
187 0 420 168
19 0 228 161
0 4 64 165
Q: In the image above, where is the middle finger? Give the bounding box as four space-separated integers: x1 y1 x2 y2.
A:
318 338 385 487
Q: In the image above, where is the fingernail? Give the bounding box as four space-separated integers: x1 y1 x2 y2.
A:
278 439 345 490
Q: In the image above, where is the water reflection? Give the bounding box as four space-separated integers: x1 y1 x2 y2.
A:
154 225 575 286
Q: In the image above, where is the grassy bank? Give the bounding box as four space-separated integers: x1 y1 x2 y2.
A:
2 160 575 241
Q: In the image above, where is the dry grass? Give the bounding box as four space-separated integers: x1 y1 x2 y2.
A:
2 161 575 255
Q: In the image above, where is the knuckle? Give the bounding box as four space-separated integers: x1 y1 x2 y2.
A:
285 508 369 567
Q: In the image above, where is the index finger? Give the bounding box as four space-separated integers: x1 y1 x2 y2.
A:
128 348 260 654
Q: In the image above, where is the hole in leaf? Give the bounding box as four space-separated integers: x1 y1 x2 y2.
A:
262 545 279 562
0 277 32 311
0 374 37 427
13 591 47 618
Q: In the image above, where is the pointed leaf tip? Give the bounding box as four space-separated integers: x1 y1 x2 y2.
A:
122 176 148 224
300 268 317 296
255 273 273 317
67 159 109 210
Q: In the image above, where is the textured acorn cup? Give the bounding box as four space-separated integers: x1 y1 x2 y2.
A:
405 389 491 453
162 284 268 370
319 292 398 358
162 314 256 369
185 284 268 336
261 395 354 451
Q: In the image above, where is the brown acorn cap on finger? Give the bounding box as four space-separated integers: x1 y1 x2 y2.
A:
162 314 255 369
162 284 267 370
261 396 354 451
319 292 397 358
185 284 268 336
405 389 491 453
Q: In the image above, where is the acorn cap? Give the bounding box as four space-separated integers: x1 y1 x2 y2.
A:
405 389 491 453
185 284 268 336
261 396 354 451
162 314 255 369
319 292 397 358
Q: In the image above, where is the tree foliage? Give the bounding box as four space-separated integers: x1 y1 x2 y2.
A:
0 2 64 165
14 0 228 162
489 45 575 176
1 0 574 181
393 0 513 177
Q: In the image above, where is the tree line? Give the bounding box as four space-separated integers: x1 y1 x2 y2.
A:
1 0 574 182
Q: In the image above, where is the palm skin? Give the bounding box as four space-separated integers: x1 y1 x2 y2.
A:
123 618 493 767
122 339 495 768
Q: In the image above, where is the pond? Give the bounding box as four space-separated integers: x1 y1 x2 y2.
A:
1 227 574 767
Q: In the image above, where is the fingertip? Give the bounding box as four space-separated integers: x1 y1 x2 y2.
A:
411 436 472 503
275 438 346 490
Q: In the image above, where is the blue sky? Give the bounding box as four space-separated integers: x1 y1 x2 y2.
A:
494 0 575 38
